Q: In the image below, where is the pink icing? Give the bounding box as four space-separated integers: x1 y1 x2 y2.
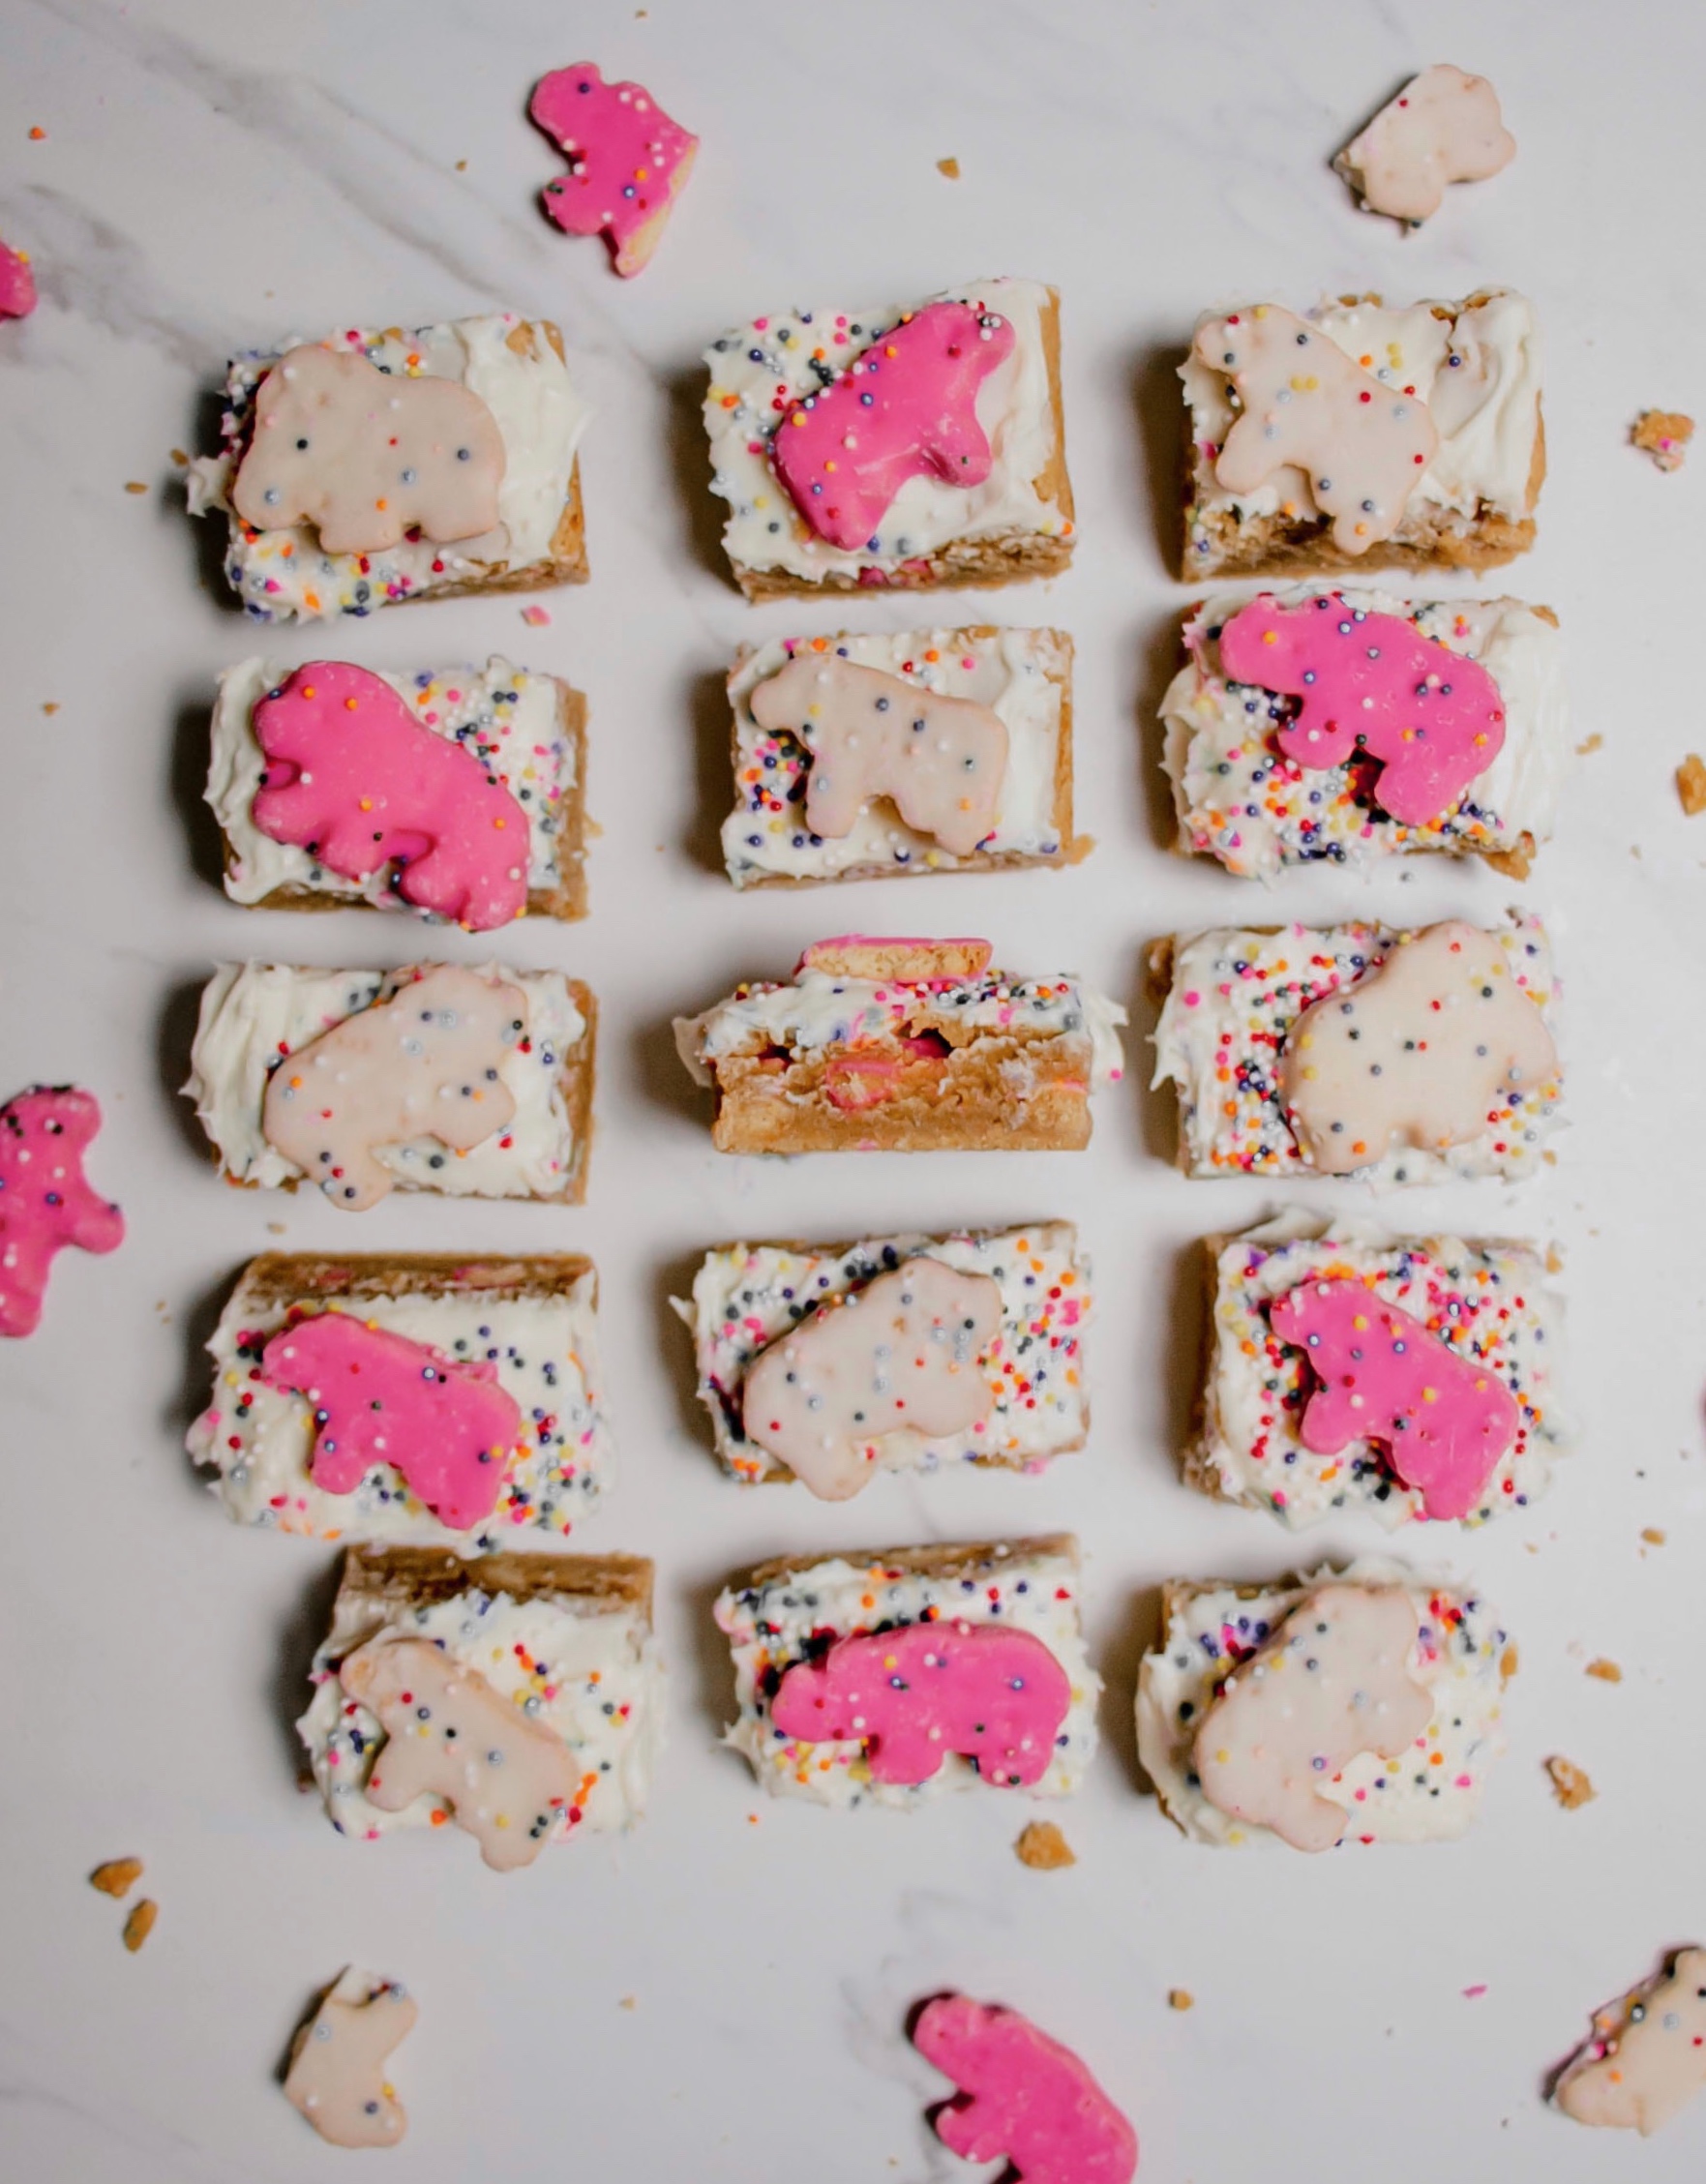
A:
530 63 698 277
251 662 529 930
1218 593 1506 826
913 1994 1138 2184
0 242 38 320
1270 1278 1519 1521
0 1088 123 1337
260 1311 521 1532
770 1620 1069 1786
771 301 1015 553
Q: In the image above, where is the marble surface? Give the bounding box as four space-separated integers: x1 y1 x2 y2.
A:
2 1 1704 2176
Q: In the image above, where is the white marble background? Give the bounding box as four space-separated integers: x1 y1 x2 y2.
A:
2 0 1703 2176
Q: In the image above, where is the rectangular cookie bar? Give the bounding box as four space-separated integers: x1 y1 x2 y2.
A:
723 626 1081 887
1189 1212 1567 1531
188 1253 612 1548
207 656 588 922
297 1545 661 1862
186 961 595 1203
713 1536 1098 1809
703 277 1074 599
1161 587 1568 879
189 314 589 621
674 937 1125 1154
1182 289 1543 579
674 1221 1090 1486
1135 1560 1513 1848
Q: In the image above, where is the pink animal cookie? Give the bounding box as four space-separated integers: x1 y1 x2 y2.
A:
913 1994 1137 2184
530 63 698 277
1270 1279 1518 1520
1219 593 1505 826
0 1088 124 1337
771 1620 1069 1787
0 241 38 320
252 662 529 930
260 1310 522 1532
772 300 1016 553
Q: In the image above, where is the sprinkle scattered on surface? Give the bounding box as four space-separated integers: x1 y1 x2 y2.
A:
1585 1658 1623 1683
41 702 58 716
1576 733 1602 756
89 1858 142 1898
124 481 147 494
28 126 46 140
1168 1990 1194 2012
122 1900 158 1953
1632 408 1693 471
455 159 468 172
1462 1983 1488 1999
520 603 552 626
1677 754 1706 815
1641 1526 1667 1545
937 157 961 178
1545 1755 1597 1809
169 448 189 467
1014 1820 1076 1870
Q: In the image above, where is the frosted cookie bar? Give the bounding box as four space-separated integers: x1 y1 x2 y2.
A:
208 657 588 924
674 1222 1090 1493
724 626 1081 887
298 1544 660 1869
1151 914 1560 1183
1136 1560 1513 1848
189 314 589 621
186 961 595 1204
674 937 1126 1153
713 1536 1098 1810
1161 587 1568 880
703 278 1074 600
189 1253 612 1548
1182 290 1543 579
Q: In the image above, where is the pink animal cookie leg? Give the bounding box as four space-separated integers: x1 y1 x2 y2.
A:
913 1994 1137 2184
0 1087 124 1337
530 63 699 277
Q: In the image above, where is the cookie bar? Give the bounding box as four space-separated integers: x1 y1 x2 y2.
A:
298 1544 661 1867
188 1253 612 1547
1160 587 1568 879
1182 289 1543 579
207 657 588 924
1189 1212 1567 1530
674 1221 1090 1491
713 1536 1098 1809
703 277 1074 599
1135 1560 1513 1848
675 937 1125 1153
189 314 589 621
724 626 1082 887
1150 913 1560 1183
186 961 595 1204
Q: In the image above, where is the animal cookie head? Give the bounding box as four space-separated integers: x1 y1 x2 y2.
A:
232 344 505 555
1193 305 1438 555
742 1255 1003 1498
752 655 1008 857
1339 65 1515 225
0 1086 124 1338
530 63 699 277
262 964 525 1211
913 1993 1138 2184
1557 1949 1706 2137
771 299 1016 553
284 1971 417 2149
1278 920 1557 1174
1193 1583 1434 1851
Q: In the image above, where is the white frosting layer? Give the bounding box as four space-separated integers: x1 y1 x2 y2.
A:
723 628 1069 885
187 963 587 1198
703 278 1069 583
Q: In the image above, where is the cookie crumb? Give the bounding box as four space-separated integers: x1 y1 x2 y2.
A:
266 1220 286 1235
1585 1657 1623 1683
122 1900 158 1952
1168 1989 1194 2012
1499 1642 1519 1683
1014 1820 1075 1870
90 1857 142 1898
1544 1755 1597 1809
619 1995 638 2011
41 702 59 716
455 159 468 172
169 448 189 467
1632 409 1693 472
124 480 148 495
1641 1526 1667 1545
937 157 961 179
1575 733 1602 756
1677 754 1706 815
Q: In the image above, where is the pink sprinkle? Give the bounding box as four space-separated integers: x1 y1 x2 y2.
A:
753 317 769 331
521 604 552 627
1182 989 1202 1007
1462 1984 1487 1999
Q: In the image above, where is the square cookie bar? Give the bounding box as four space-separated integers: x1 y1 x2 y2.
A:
1150 913 1560 1184
1136 1560 1513 1848
189 1253 612 1548
207 657 588 925
298 1545 661 1869
723 626 1081 886
675 1222 1090 1494
674 937 1126 1153
1181 289 1543 579
189 314 589 620
713 1536 1098 1810
187 962 595 1204
1160 587 1568 879
1189 1212 1567 1530
703 277 1073 599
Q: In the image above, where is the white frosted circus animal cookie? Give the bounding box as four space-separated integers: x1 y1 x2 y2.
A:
284 1968 417 2149
1556 1949 1706 2137
1336 66 1515 225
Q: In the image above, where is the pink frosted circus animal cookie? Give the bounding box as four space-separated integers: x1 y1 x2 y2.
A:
0 1088 124 1337
232 344 505 554
772 300 1016 553
1218 592 1506 826
913 1993 1138 2184
1556 1948 1706 2137
1193 305 1438 554
751 654 1008 856
284 1970 417 2149
1270 1278 1518 1520
0 241 38 320
252 662 529 930
530 63 698 277
260 1310 522 1531
1336 66 1515 225
771 1620 1069 1786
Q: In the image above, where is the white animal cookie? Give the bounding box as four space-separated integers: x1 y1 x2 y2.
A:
284 1968 417 2149
1557 1950 1706 2137
1336 65 1516 225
